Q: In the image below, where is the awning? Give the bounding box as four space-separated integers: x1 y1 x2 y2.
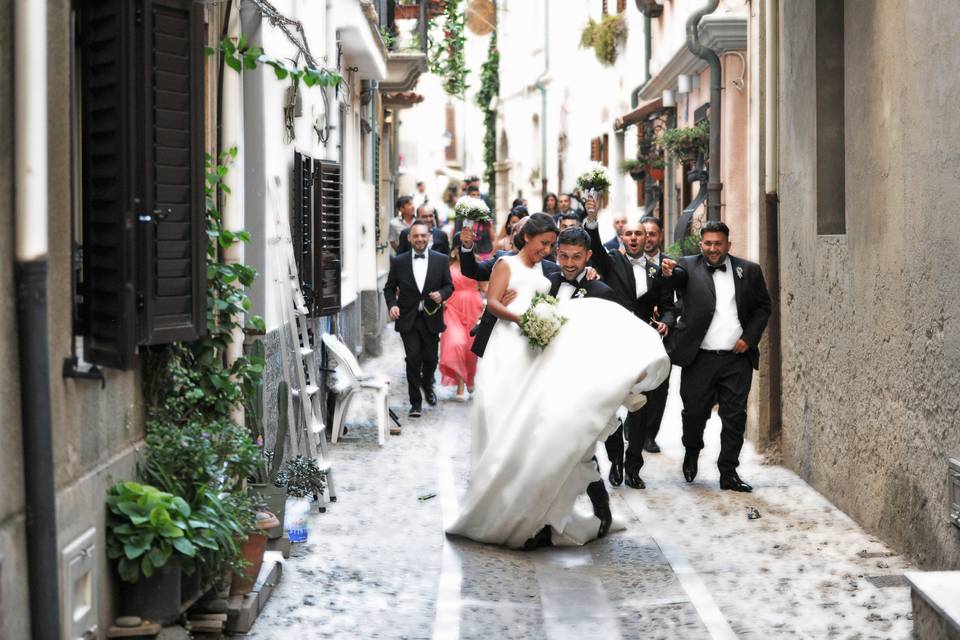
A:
383 91 425 109
613 97 665 131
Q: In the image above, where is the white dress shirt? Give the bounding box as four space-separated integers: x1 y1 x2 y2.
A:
700 257 743 350
412 250 429 293
557 270 586 302
627 255 648 299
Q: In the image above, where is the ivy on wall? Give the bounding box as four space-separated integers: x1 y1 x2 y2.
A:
428 0 469 98
475 26 499 199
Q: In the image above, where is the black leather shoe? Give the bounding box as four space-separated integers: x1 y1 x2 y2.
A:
643 439 661 453
624 469 646 489
682 450 699 483
719 473 753 492
522 525 553 550
423 388 437 406
586 481 613 538
408 406 422 418
608 460 623 486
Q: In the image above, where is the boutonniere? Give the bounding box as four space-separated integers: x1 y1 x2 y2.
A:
736 266 744 279
647 266 657 277
576 288 588 298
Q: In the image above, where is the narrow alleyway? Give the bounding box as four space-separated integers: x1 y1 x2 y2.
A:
249 330 915 639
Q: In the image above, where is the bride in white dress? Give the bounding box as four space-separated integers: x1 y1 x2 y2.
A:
447 213 671 549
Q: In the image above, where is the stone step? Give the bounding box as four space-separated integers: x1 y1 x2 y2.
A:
906 571 960 640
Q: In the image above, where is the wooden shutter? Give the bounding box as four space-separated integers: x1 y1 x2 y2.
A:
138 0 206 345
602 0 609 15
602 133 609 166
313 161 343 316
79 0 204 367
79 0 138 368
590 137 601 161
617 0 626 13
292 152 316 310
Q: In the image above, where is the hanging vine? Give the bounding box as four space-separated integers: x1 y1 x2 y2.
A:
475 26 499 198
428 0 469 98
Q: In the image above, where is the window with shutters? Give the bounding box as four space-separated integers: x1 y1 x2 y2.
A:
602 0 609 16
292 152 316 311
617 0 627 13
76 0 206 369
590 137 601 162
313 160 343 316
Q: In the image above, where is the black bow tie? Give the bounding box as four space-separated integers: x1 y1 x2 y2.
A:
562 278 580 287
414 253 426 259
707 263 727 273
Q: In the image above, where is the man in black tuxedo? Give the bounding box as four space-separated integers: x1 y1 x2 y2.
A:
384 221 454 418
397 204 450 256
583 201 675 490
458 222 561 358
548 226 619 537
635 215 674 454
661 221 771 492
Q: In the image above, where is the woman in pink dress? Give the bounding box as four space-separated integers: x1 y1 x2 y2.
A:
439 237 485 401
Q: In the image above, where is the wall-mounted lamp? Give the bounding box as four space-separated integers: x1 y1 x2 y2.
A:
691 74 701 91
677 74 692 94
662 89 676 108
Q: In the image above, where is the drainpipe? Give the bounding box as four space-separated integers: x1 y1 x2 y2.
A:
534 0 549 197
221 2 246 426
14 1 62 639
763 0 782 443
686 0 722 221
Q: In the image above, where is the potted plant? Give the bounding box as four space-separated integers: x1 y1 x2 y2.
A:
579 14 628 66
619 158 644 180
280 456 327 543
230 509 280 595
658 121 710 164
106 481 199 624
645 158 666 182
246 351 290 539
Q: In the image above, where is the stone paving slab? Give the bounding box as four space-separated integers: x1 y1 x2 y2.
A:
249 328 913 639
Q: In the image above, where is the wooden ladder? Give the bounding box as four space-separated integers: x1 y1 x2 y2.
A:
271 184 337 506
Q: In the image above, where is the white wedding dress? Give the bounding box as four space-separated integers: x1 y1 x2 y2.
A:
447 254 671 549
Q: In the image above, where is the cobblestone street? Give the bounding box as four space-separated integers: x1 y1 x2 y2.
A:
249 329 915 639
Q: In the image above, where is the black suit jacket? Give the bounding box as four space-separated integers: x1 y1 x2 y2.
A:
460 250 561 358
664 254 771 370
603 236 621 253
396 227 450 256
383 250 454 334
584 223 675 327
546 271 618 302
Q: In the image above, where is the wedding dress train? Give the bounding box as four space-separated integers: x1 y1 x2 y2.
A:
447 255 671 549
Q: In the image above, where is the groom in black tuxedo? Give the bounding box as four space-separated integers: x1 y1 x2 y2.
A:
661 221 771 492
384 221 454 418
583 202 675 490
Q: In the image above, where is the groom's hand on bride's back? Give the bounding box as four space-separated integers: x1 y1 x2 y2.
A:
499 288 518 308
389 305 400 321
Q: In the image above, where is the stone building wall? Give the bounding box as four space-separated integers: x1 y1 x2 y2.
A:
779 0 960 569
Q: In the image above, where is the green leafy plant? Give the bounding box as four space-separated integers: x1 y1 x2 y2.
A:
206 36 341 89
475 29 499 199
379 25 397 50
666 234 702 257
428 0 469 97
659 121 710 163
106 482 198 583
580 14 627 66
619 158 643 175
280 456 327 499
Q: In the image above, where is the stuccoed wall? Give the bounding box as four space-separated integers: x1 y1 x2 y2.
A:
779 0 960 569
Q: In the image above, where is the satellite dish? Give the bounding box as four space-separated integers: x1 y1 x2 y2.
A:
466 0 495 36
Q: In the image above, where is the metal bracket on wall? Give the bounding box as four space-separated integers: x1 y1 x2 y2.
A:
62 357 106 389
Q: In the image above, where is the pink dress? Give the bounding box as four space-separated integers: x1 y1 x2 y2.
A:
439 266 484 388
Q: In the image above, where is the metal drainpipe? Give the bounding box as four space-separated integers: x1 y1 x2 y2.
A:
686 0 722 221
535 0 549 197
14 1 62 639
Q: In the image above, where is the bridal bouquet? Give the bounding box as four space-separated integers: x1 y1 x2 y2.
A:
574 162 612 208
519 293 568 349
454 196 492 224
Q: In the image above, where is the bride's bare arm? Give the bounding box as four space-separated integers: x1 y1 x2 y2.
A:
486 260 522 323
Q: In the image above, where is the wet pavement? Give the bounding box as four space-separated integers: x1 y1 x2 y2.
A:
248 329 914 639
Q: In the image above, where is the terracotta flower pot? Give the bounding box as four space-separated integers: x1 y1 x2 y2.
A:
647 166 665 181
229 511 280 595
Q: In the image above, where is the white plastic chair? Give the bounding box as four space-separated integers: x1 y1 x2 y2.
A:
321 333 390 446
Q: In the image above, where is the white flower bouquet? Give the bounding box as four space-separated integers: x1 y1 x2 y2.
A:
454 196 492 224
519 293 568 349
574 163 612 204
